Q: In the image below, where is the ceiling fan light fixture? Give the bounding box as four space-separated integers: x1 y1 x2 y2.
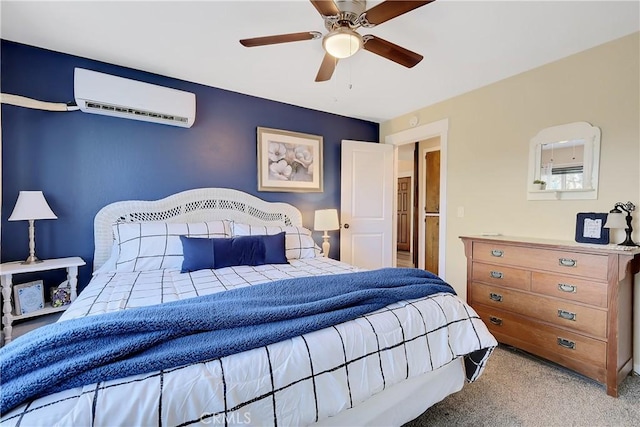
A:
323 28 362 59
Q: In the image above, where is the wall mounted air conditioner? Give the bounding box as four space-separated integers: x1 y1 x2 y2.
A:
74 68 196 128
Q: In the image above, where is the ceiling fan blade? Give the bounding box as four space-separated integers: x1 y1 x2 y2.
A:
310 0 340 17
315 53 338 82
362 36 423 68
240 31 320 47
361 0 434 26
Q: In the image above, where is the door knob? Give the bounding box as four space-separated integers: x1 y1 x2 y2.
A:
343 223 350 229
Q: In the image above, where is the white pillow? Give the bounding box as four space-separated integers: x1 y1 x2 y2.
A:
92 241 119 275
112 220 232 272
232 223 321 260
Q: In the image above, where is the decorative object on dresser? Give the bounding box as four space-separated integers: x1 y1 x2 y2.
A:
0 257 85 344
604 201 637 246
461 235 640 397
256 127 323 192
574 212 609 244
8 191 58 264
314 208 340 257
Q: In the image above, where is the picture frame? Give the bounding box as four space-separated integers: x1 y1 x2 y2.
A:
575 212 609 245
13 280 45 315
257 127 323 192
50 284 71 308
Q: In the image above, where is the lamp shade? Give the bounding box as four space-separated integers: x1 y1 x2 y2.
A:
323 28 362 59
314 209 340 231
603 212 626 229
8 191 57 221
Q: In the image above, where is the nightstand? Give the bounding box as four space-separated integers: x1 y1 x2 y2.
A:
1 257 85 344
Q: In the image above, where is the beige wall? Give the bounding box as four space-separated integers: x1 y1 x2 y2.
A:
397 144 415 176
381 32 639 369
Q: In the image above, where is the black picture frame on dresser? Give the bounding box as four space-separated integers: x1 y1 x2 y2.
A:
575 212 609 244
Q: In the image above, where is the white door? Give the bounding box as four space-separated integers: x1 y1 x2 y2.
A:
340 140 394 269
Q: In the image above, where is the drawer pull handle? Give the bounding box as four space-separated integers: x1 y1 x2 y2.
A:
491 249 504 257
558 283 577 293
489 316 503 326
489 293 503 302
490 271 504 279
557 309 576 321
558 258 577 267
557 338 576 350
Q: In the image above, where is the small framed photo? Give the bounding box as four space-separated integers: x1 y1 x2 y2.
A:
50 285 71 308
257 127 323 192
13 280 45 315
575 212 609 245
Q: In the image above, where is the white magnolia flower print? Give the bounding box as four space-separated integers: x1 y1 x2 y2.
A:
294 146 313 168
268 142 287 162
266 141 314 183
269 159 293 180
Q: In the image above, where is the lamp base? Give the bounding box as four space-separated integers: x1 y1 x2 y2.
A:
322 232 331 258
21 255 43 265
617 229 638 246
617 241 638 247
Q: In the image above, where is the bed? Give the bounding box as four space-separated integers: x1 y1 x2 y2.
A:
0 188 497 426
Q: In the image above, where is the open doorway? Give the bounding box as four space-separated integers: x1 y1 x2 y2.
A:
395 139 441 273
388 119 448 279
397 144 415 267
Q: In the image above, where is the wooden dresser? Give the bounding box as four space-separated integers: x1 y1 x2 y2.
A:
460 235 640 396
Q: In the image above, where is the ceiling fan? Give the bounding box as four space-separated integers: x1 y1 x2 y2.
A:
240 0 435 82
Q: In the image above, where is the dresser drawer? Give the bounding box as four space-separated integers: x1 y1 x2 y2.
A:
532 272 608 308
474 304 606 369
472 242 608 280
470 282 607 338
472 262 531 291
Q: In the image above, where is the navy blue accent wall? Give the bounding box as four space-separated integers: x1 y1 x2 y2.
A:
1 40 379 291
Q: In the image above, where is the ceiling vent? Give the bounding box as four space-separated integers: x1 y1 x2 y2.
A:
74 68 196 128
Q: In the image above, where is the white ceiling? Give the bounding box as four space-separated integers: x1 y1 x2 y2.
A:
1 0 638 123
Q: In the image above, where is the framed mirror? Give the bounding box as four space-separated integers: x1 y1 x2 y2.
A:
527 122 601 200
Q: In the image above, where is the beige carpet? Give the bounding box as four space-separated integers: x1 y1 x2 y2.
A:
405 345 640 427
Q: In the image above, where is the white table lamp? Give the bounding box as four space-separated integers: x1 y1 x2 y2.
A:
8 191 58 264
314 209 340 257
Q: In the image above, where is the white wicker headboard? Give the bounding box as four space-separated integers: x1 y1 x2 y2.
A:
93 188 303 271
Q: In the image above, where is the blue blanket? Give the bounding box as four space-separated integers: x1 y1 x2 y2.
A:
0 268 455 413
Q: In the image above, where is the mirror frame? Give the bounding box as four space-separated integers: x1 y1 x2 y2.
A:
527 121 601 200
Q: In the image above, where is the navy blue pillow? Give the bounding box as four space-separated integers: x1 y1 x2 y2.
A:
180 233 288 273
214 233 288 268
262 232 288 264
180 236 215 273
213 235 266 269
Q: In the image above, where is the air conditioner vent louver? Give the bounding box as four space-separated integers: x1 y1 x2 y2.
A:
74 68 196 128
83 101 189 124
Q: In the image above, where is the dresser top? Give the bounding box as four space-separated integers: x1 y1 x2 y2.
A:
460 235 640 256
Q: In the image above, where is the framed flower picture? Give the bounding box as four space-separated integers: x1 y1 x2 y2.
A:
257 127 323 192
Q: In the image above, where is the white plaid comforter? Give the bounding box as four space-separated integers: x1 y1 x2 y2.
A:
1 258 496 426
